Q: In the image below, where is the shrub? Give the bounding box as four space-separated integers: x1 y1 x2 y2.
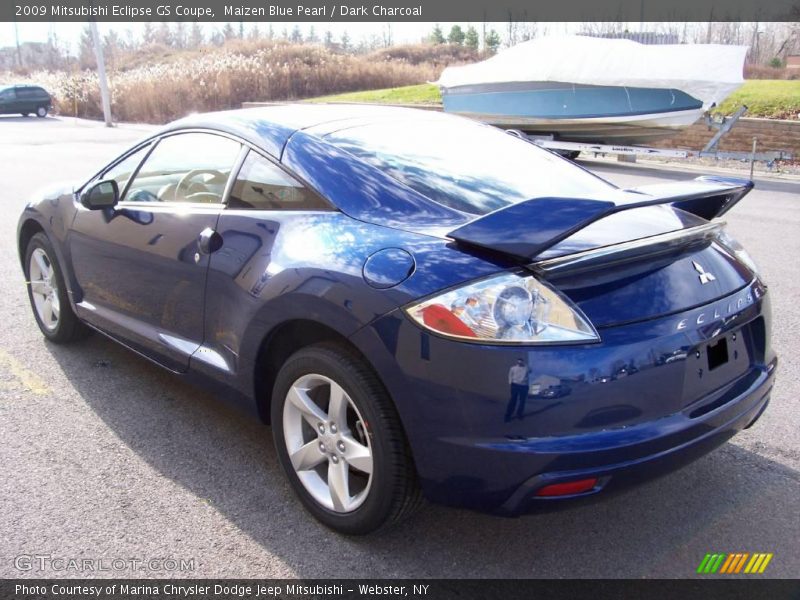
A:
0 42 463 123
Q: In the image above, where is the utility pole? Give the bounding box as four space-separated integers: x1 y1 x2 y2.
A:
13 18 23 69
89 20 113 127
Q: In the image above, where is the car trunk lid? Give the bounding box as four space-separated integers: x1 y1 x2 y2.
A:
447 176 755 328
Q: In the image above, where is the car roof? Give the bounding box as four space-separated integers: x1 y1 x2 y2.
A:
2 84 47 92
159 103 454 158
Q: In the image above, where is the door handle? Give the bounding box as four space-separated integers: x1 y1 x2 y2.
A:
198 227 223 255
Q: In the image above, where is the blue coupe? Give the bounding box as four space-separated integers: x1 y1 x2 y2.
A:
17 105 777 534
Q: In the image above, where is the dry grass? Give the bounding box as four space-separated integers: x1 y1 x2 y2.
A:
0 41 459 123
744 64 795 80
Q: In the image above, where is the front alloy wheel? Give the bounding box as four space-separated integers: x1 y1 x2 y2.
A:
24 232 88 343
271 343 421 535
29 247 60 332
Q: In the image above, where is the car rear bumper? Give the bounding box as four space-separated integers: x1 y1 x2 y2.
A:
497 358 775 515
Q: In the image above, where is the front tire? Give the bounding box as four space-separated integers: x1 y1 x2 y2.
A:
24 233 89 343
36 106 48 118
271 343 421 535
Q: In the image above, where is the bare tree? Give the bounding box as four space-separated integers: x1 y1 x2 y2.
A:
188 23 204 48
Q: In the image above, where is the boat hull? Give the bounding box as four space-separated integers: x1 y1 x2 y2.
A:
441 81 705 144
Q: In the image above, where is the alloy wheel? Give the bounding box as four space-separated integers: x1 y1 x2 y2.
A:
282 373 373 513
28 247 60 331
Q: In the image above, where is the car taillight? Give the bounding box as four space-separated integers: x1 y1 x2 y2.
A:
406 272 599 344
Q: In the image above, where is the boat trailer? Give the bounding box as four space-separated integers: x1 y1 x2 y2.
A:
507 106 793 169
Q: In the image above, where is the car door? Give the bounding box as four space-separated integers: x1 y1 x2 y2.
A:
0 87 16 114
68 131 244 372
197 150 334 383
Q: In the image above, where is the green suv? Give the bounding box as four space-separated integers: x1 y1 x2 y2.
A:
0 85 52 118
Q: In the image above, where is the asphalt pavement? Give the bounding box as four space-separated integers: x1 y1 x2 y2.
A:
0 115 798 579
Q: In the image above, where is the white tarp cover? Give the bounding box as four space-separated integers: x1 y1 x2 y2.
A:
436 36 748 109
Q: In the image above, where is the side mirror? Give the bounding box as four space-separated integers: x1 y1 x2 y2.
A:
80 179 119 210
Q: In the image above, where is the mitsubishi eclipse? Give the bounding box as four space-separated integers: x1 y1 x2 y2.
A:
17 105 777 534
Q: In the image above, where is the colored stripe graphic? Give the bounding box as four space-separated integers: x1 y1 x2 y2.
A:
748 554 765 573
758 554 773 573
708 554 726 573
720 554 736 574
697 552 772 574
697 554 713 574
734 553 750 573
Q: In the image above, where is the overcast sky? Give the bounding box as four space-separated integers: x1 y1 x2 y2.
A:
1 21 586 50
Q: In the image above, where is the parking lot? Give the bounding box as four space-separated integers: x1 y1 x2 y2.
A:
0 115 798 578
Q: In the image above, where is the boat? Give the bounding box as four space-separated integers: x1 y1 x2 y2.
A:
436 36 748 145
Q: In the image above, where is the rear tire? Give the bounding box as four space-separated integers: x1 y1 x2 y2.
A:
556 150 581 160
21 112 29 117
271 343 421 535
36 106 47 118
24 233 89 343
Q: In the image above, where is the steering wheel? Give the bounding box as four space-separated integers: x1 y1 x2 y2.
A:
173 169 226 202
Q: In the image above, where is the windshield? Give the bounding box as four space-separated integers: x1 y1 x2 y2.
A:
327 118 615 216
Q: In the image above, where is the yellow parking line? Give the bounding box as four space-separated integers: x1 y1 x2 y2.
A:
0 348 50 395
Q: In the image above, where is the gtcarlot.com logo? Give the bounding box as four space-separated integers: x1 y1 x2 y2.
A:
697 552 773 574
14 554 195 573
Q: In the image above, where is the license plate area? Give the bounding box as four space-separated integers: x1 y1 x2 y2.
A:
707 337 729 371
682 325 754 409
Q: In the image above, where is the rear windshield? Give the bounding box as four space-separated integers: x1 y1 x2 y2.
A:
327 118 615 215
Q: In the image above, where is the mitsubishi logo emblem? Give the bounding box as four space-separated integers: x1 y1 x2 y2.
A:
693 261 716 285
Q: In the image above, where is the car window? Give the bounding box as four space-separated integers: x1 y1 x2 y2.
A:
0 88 15 101
123 133 241 204
228 151 329 210
99 143 153 196
327 119 615 216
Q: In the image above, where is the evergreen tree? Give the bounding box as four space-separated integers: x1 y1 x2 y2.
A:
484 29 501 54
430 24 445 44
465 26 480 50
448 25 465 45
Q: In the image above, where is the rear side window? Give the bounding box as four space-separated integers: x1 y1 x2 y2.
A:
228 151 329 210
124 133 241 203
17 87 44 99
0 88 15 101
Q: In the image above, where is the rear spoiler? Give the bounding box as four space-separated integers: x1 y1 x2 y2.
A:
447 176 753 261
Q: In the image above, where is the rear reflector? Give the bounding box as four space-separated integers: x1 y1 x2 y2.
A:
535 477 598 497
